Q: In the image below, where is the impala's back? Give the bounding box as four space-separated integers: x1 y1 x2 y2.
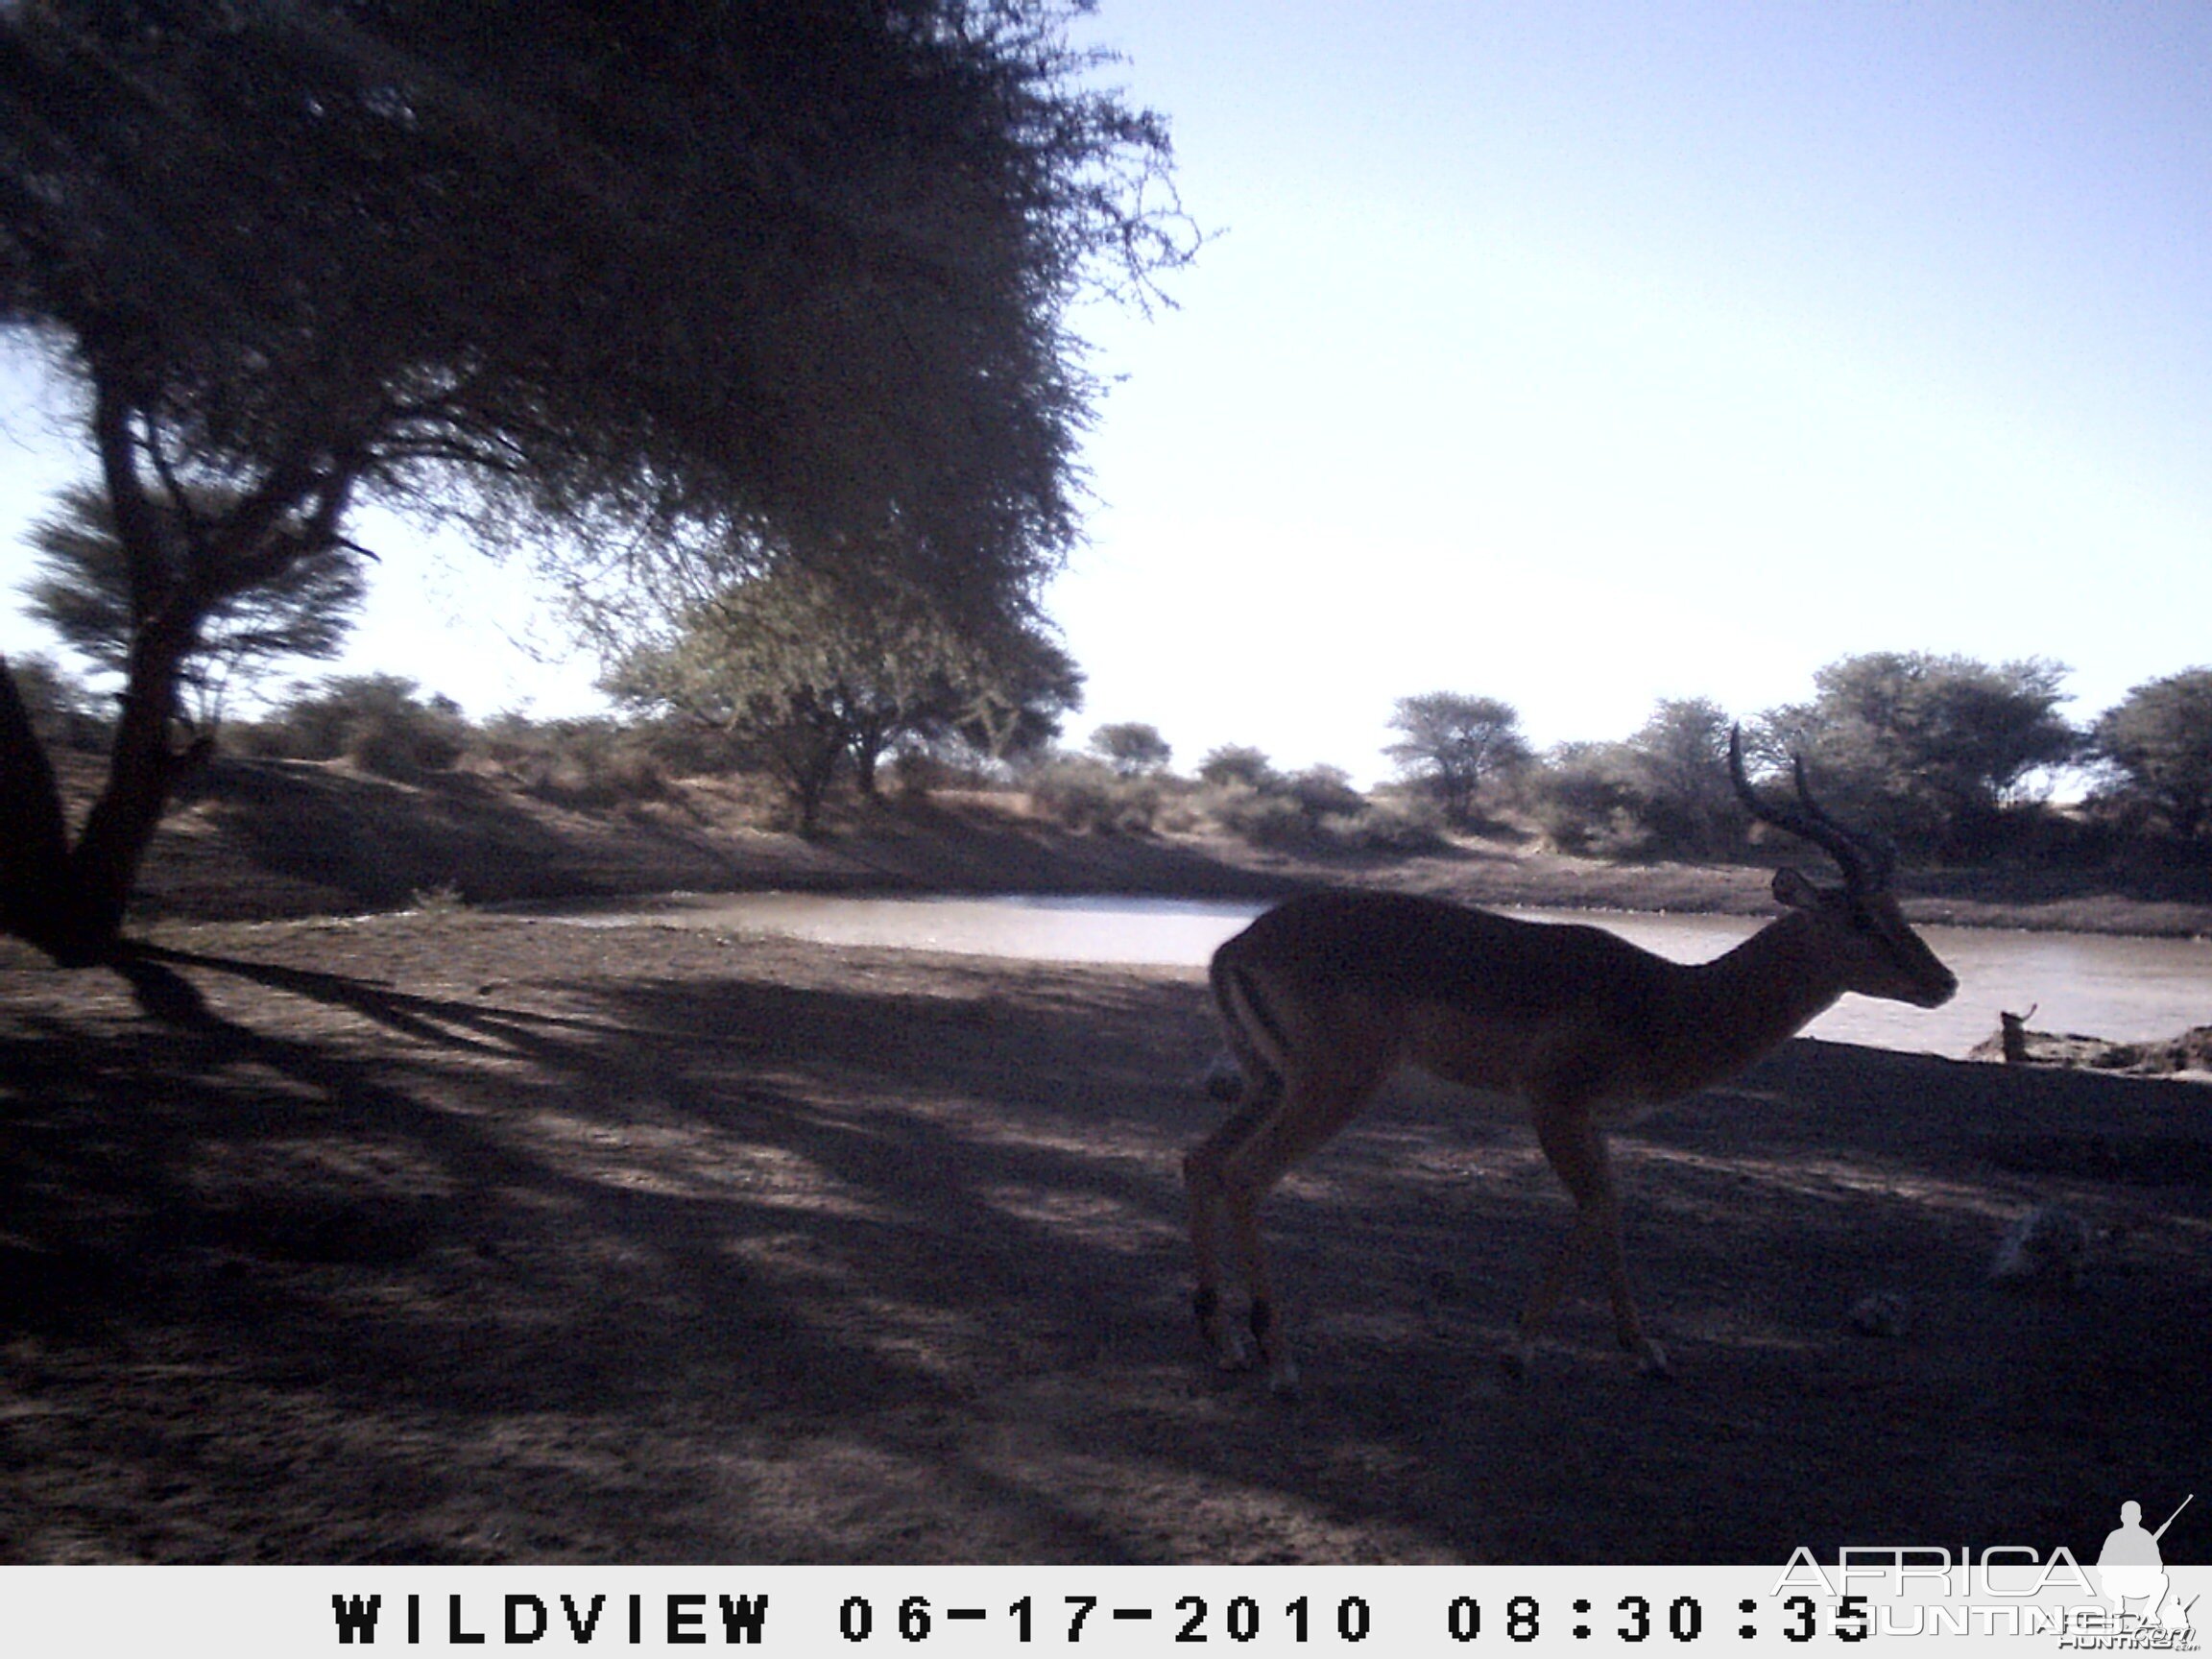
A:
1213 889 1676 1102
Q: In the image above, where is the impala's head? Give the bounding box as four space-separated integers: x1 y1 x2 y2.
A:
1729 727 1958 1009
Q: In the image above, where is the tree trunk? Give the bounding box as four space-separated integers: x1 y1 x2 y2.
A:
0 373 325 966
68 615 206 952
0 656 83 960
0 621 204 967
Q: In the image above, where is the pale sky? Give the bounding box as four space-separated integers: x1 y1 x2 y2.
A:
5 2 2210 785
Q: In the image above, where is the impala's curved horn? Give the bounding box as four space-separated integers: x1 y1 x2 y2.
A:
1727 725 1896 893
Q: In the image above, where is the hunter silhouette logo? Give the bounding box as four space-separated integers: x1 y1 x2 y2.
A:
1775 1494 2199 1643
2097 1494 2195 1633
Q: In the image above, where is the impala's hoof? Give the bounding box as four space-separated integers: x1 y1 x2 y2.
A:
1636 1342 1673 1381
1209 1331 1256 1372
1266 1360 1302 1402
1500 1343 1533 1381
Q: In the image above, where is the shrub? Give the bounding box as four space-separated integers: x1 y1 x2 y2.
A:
1334 796 1447 853
476 713 669 806
1027 755 1164 834
1523 742 1650 857
1283 764 1365 825
1196 744 1277 790
4 653 110 752
1209 784 1310 849
252 674 469 779
886 746 997 800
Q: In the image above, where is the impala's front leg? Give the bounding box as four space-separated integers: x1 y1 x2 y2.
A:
1515 1096 1671 1379
1590 1178 1670 1379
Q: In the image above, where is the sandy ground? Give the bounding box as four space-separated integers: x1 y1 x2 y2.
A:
3 909 2207 1564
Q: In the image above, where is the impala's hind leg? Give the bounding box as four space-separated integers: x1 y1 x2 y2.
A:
1185 1078 1280 1372
1511 1097 1667 1378
1210 1056 1392 1399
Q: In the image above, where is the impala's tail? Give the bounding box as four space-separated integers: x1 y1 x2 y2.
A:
1209 953 1289 1111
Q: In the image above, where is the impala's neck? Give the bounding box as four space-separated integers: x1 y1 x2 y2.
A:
1655 914 1848 1096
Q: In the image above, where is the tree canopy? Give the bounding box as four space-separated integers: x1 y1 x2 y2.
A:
22 482 366 728
1760 652 2076 857
1385 692 1530 827
607 564 1082 832
1524 698 1743 859
1088 720 1172 776
0 0 1190 961
2092 668 2212 843
1196 744 1277 790
1622 696 1743 857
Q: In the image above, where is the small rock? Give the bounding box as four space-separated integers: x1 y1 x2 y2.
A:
1990 1204 2090 1290
1848 1292 1911 1338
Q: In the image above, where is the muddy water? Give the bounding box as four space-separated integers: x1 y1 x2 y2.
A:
546 891 2212 1060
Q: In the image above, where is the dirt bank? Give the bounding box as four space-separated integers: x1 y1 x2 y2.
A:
3 912 2207 1562
129 756 2212 938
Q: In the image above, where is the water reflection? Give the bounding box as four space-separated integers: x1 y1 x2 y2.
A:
545 891 2212 1060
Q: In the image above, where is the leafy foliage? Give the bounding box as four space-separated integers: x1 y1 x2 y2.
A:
2091 668 2212 841
1523 739 1648 857
0 0 1188 958
1524 704 1744 860
1196 744 1277 790
242 674 469 781
1088 721 1173 777
1622 698 1743 857
1026 754 1166 835
22 484 365 728
1761 653 2076 858
935 631 1088 770
1385 692 1530 827
1281 763 1366 825
607 565 1082 832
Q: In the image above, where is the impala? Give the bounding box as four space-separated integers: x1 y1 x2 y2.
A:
1184 728 1957 1395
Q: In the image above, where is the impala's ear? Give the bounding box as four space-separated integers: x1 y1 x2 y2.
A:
1772 867 1822 910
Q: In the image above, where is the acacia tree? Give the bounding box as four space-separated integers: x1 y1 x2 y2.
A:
1196 745 1277 790
1385 692 1530 827
937 630 1086 767
608 565 1082 832
1089 721 1172 776
1524 699 1743 858
1761 652 2076 857
1623 696 1743 856
0 0 1189 963
2092 669 2212 842
22 482 366 730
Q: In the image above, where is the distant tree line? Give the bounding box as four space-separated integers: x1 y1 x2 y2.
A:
1379 654 2212 865
21 583 2212 867
1036 653 2212 867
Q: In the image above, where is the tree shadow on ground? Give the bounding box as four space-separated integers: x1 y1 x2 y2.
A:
3 923 2208 1562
